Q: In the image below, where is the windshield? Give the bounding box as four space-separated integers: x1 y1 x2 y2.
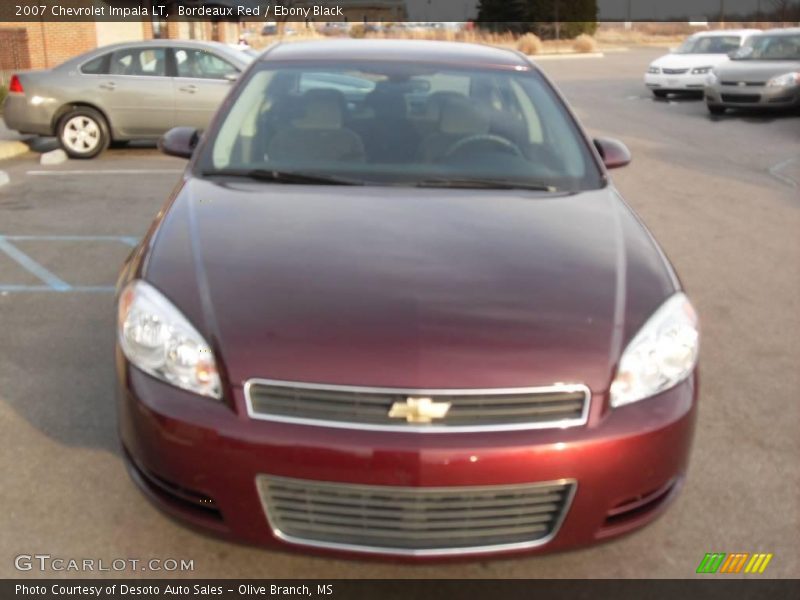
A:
733 33 800 60
198 62 602 191
675 35 743 54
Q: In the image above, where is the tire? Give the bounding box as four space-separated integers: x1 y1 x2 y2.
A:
652 90 668 98
707 104 726 115
57 107 109 159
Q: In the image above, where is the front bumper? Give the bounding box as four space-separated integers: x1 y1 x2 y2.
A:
705 83 800 108
644 72 708 92
118 350 698 560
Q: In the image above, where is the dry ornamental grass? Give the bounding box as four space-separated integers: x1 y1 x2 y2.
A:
252 25 601 56
516 33 543 55
572 33 597 53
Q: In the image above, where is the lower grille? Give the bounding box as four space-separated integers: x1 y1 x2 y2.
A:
125 451 223 522
244 379 590 432
721 81 764 86
662 68 689 75
257 475 575 555
721 94 761 103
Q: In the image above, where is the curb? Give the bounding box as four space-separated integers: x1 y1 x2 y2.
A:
0 140 29 161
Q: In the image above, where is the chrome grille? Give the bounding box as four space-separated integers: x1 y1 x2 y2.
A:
662 68 689 75
257 475 575 555
244 379 590 432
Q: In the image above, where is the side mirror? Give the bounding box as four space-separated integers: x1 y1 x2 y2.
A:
594 137 631 169
158 127 200 159
224 72 240 82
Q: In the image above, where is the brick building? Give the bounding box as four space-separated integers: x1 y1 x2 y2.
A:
0 1 242 74
0 0 409 77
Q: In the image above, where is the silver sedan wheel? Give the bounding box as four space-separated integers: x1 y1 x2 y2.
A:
62 115 101 154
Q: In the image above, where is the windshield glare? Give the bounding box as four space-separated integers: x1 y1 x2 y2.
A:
675 35 742 54
201 63 602 191
733 33 800 60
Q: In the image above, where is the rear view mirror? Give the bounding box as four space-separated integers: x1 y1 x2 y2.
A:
594 137 631 169
158 127 200 159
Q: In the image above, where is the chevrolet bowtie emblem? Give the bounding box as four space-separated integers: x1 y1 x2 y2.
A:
388 397 451 424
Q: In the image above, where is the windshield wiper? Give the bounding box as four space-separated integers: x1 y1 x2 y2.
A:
414 178 558 192
201 168 365 186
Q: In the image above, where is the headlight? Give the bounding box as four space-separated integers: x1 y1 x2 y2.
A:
691 66 712 74
766 72 800 88
705 71 719 85
610 293 699 408
647 66 661 74
118 280 222 399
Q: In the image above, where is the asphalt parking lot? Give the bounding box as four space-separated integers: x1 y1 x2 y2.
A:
0 47 797 579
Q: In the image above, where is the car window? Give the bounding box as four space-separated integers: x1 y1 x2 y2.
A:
175 48 238 79
110 48 166 77
81 54 109 75
425 73 470 95
737 33 800 60
676 35 742 54
509 79 543 144
202 63 602 192
298 72 376 95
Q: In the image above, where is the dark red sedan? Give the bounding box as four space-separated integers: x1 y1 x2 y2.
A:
116 40 699 559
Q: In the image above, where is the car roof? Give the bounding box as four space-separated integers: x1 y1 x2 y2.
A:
259 39 531 69
762 27 800 35
56 39 249 69
94 39 234 52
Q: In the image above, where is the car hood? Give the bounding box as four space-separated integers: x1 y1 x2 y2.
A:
652 53 730 69
713 60 800 81
143 179 677 393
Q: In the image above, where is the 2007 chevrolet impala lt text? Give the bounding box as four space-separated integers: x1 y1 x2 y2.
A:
116 40 700 559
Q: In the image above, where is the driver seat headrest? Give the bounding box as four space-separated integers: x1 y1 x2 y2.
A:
439 96 491 136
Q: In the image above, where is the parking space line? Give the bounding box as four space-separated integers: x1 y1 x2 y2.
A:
0 235 138 293
769 157 799 189
26 169 182 176
0 236 71 291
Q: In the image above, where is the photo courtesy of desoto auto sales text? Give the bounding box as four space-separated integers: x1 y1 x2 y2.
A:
0 1 797 599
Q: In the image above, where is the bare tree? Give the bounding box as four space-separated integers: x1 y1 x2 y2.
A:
769 0 791 21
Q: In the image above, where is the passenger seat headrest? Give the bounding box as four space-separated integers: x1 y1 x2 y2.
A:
292 89 346 130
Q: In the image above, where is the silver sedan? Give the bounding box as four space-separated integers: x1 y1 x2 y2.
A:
2 40 253 158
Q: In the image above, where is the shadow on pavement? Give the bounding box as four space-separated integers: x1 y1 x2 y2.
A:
25 136 158 154
704 105 800 123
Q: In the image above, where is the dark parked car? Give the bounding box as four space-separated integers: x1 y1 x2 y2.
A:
705 28 800 114
3 40 252 158
117 40 700 559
